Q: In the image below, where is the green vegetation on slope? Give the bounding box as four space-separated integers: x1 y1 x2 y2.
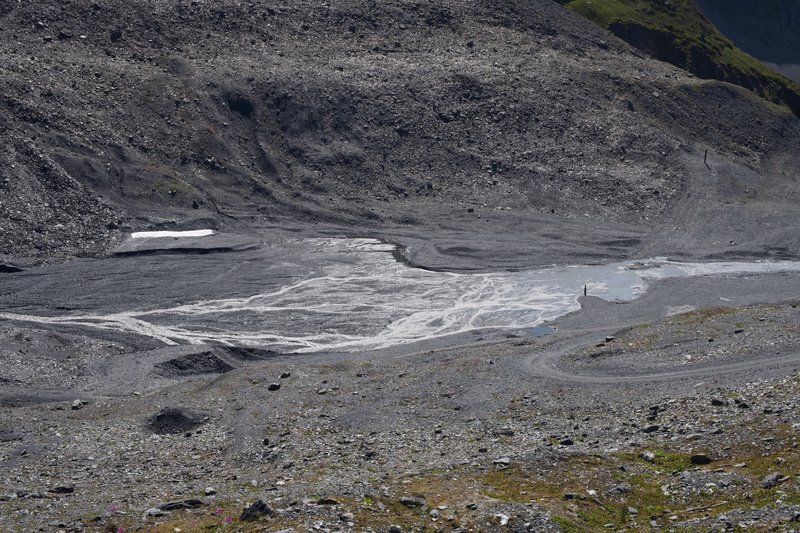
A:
556 0 800 116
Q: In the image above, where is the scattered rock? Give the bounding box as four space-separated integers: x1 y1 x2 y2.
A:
607 483 632 495
240 499 274 521
495 513 510 526
71 399 84 410
399 495 427 508
204 487 216 496
690 454 713 465
493 456 511 468
389 525 403 533
147 408 207 435
158 499 205 511
642 424 660 434
154 351 235 377
761 472 785 489
316 497 340 505
640 451 656 462
48 486 74 494
0 427 21 443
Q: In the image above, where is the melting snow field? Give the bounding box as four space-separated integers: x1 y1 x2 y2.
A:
2 238 800 353
131 229 215 239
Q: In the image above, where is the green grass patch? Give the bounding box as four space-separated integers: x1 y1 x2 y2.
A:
668 306 735 324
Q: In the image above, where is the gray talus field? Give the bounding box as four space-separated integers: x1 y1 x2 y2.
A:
1 0 799 264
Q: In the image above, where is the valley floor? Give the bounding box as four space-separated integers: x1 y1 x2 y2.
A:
1 227 800 532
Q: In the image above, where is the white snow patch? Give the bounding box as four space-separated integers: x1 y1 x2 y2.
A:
131 229 215 239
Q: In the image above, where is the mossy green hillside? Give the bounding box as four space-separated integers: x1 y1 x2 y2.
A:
556 0 800 116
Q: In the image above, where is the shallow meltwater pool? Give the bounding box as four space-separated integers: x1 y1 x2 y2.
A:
2 238 800 353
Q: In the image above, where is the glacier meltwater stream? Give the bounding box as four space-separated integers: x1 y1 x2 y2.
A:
2 238 800 353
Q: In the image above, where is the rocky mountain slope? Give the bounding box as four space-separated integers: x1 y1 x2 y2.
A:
556 0 800 116
1 0 799 264
696 0 800 82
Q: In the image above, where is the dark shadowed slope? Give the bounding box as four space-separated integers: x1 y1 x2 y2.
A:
556 0 800 114
695 0 800 82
